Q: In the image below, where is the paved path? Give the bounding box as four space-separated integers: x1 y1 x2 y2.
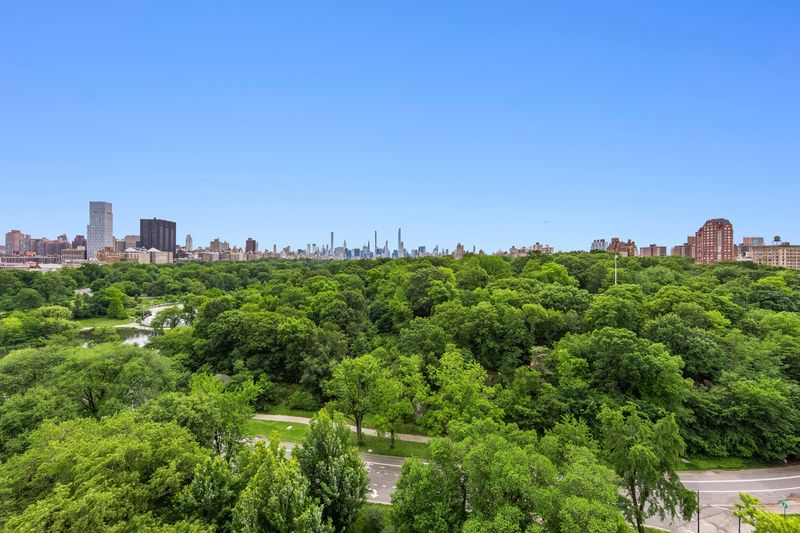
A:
276 441 403 504
652 465 800 532
251 413 431 443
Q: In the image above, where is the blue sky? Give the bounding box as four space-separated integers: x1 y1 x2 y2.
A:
2 2 798 252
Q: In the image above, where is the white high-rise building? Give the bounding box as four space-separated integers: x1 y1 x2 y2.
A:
185 234 193 251
87 201 113 259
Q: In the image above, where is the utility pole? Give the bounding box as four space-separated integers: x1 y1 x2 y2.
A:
696 491 700 533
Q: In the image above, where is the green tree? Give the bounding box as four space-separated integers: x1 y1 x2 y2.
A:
598 405 697 533
294 410 369 532
179 455 238 532
585 284 645 333
734 493 800 532
56 344 176 418
0 411 209 531
231 441 331 533
389 440 468 533
423 347 502 434
325 353 383 444
141 373 259 459
13 287 44 310
373 355 427 447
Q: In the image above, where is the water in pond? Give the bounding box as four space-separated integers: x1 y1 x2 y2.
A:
119 328 153 347
80 327 154 347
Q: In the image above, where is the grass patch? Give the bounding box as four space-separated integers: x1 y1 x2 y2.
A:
245 419 310 443
259 405 430 437
260 405 317 418
359 433 429 460
74 316 131 328
245 419 428 460
677 456 774 471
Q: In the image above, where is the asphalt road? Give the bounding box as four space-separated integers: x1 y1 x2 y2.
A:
279 442 403 504
267 421 798 530
655 465 800 532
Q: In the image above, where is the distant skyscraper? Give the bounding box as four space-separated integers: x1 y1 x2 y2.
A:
330 232 334 257
140 218 176 252
694 218 734 264
4 229 27 255
639 244 667 257
590 239 607 252
245 238 258 254
87 201 113 259
185 234 193 251
374 230 378 257
742 236 765 248
398 228 404 258
606 237 637 257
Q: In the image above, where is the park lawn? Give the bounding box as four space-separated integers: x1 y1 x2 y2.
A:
244 419 310 443
74 316 131 328
260 405 316 418
359 433 429 460
260 405 430 437
137 296 169 306
244 419 429 460
677 456 774 471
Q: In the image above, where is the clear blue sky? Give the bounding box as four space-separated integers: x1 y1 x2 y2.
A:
2 2 798 252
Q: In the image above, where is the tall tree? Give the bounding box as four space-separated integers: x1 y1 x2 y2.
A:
294 410 369 532
231 441 331 533
598 405 697 533
324 354 382 444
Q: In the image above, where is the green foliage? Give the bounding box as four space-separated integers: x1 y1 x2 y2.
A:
231 441 332 533
390 419 627 532
0 411 209 531
2 254 800 531
294 410 369 532
598 405 697 533
734 493 800 532
141 373 259 459
325 353 383 444
423 347 503 434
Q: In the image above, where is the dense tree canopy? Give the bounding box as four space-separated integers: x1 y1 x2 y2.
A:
1 253 800 531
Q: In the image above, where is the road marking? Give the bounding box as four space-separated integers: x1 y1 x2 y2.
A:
363 461 403 468
682 474 800 483
697 486 800 493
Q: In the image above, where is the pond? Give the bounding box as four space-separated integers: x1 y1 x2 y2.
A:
118 328 154 347
79 327 155 347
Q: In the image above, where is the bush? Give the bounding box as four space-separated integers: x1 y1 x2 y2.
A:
349 504 388 533
286 388 321 411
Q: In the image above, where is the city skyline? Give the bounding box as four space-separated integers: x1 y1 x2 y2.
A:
2 3 799 251
4 200 797 257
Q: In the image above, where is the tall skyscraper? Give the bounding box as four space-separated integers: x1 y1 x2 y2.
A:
140 218 176 252
87 201 113 259
330 232 334 257
245 238 258 254
185 234 193 251
694 218 734 264
374 230 378 257
397 227 404 258
590 239 607 252
639 244 667 257
4 229 28 255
